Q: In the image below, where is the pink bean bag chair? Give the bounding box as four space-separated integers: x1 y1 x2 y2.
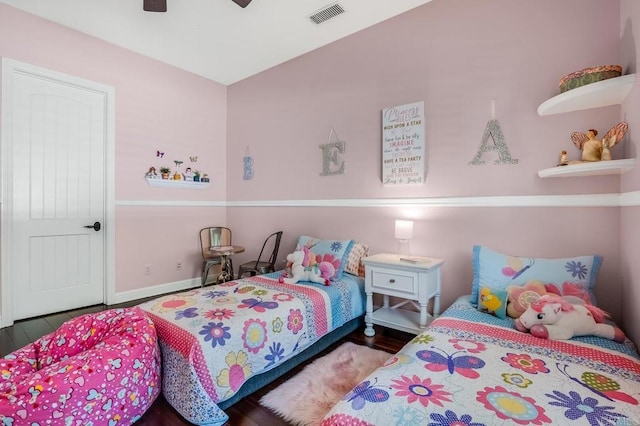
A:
0 307 161 425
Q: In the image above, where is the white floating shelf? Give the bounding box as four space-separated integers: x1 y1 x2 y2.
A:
537 74 636 116
538 159 636 178
145 178 210 188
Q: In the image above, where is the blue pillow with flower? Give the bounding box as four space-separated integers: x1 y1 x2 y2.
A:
296 236 354 281
471 245 602 307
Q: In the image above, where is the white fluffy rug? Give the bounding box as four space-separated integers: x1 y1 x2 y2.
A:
260 342 390 426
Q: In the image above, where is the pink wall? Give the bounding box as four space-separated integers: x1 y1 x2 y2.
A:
227 0 630 328
0 4 228 292
228 0 622 201
620 0 640 346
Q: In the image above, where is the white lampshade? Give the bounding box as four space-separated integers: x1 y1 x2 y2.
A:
395 220 414 240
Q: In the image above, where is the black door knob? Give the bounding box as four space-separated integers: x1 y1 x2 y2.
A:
84 222 101 232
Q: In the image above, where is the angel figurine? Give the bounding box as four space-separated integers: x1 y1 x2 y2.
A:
570 122 628 163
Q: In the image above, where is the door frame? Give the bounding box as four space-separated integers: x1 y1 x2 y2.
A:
0 58 116 328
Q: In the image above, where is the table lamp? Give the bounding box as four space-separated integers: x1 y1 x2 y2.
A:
395 219 413 255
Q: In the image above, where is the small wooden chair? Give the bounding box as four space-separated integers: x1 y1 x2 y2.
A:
199 227 232 286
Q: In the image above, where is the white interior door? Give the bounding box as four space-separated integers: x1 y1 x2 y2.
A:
2 59 112 322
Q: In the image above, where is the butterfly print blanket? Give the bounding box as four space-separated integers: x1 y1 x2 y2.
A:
322 297 640 426
139 273 364 426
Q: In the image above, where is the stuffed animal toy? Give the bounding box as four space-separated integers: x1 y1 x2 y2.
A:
514 294 625 342
506 281 547 319
302 245 337 281
279 250 329 286
479 287 504 314
317 261 336 281
544 281 593 305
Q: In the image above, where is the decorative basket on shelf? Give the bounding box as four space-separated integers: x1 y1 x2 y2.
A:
558 65 622 93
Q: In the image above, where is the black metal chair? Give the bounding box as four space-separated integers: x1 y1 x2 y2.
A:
199 227 233 286
237 231 283 278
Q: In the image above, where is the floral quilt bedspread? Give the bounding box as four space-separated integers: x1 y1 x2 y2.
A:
322 312 640 425
139 273 363 426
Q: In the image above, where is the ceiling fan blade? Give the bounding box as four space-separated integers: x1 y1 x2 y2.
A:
232 0 252 8
144 0 167 12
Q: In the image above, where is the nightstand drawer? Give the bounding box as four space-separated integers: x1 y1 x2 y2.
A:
370 268 417 296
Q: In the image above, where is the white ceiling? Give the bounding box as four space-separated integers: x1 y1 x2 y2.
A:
1 0 431 85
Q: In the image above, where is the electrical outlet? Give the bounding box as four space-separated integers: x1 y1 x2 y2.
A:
176 261 183 271
144 264 151 275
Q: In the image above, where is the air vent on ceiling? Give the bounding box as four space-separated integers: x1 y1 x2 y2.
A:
308 3 345 25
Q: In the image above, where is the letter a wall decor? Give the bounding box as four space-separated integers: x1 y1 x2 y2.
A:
469 119 518 166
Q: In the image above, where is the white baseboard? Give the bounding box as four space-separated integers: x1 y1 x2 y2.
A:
108 278 201 305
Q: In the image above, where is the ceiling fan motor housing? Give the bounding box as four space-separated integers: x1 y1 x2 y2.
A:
143 0 251 12
143 0 167 12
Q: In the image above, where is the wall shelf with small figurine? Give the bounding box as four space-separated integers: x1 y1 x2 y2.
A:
537 158 636 178
145 178 210 189
537 74 635 116
537 70 635 178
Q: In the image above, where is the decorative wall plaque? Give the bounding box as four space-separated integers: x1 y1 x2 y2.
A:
320 127 345 176
382 101 425 185
243 146 254 180
469 119 518 166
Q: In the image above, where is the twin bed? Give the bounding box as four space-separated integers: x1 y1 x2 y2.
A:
322 295 640 425
138 241 640 425
138 236 368 425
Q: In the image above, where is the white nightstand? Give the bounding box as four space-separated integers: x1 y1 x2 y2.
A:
362 253 444 337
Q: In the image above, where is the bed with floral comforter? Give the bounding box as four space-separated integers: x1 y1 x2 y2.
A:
139 271 365 425
322 296 640 426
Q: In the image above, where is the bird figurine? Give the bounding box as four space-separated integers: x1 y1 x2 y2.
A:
570 122 628 163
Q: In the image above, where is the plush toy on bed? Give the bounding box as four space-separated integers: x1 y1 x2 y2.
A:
506 281 548 319
514 294 625 342
279 248 329 286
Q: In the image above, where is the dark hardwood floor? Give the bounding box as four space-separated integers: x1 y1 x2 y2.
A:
0 297 414 425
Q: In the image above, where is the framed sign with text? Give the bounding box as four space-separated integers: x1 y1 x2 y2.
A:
382 101 425 185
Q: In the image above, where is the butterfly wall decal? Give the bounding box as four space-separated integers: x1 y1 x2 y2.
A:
416 347 485 378
174 160 183 167
190 156 198 162
502 257 534 280
156 150 164 158
343 378 390 410
556 363 638 405
237 297 279 312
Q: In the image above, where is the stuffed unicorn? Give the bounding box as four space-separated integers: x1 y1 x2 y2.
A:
279 249 329 286
515 294 625 342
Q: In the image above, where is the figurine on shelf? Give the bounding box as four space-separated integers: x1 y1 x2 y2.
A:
559 150 568 166
183 167 194 182
570 122 628 163
145 167 158 179
601 139 613 161
201 173 210 183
